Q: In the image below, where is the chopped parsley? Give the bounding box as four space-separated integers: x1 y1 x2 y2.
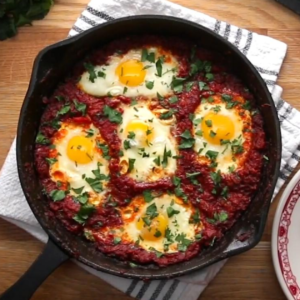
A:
143 190 154 203
76 192 89 205
113 237 121 245
85 129 94 137
171 77 186 93
198 81 208 91
73 204 95 224
145 81 154 90
176 233 192 252
214 211 228 222
205 73 214 81
85 177 103 193
141 49 155 63
153 156 161 166
155 57 164 77
162 146 172 168
96 142 110 160
83 63 97 83
205 119 212 127
35 132 50 145
185 81 194 92
50 190 66 202
206 150 218 161
45 157 57 165
72 186 84 195
97 70 106 78
128 158 135 173
190 209 201 224
178 130 195 149
127 131 136 139
103 105 123 124
169 95 178 104
123 140 131 150
167 206 180 218
159 108 176 120
57 105 70 116
74 99 87 115
222 94 232 102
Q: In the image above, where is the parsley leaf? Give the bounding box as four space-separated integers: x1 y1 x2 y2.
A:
171 77 186 93
50 190 66 202
169 95 178 104
143 190 154 203
146 81 154 90
103 105 122 124
45 157 57 165
76 192 89 205
73 204 95 224
159 109 176 120
155 57 164 77
113 237 121 245
84 63 97 83
167 206 180 218
85 177 103 193
57 105 70 116
36 132 50 144
205 73 214 81
178 130 195 149
74 99 87 115
205 119 212 127
128 158 135 173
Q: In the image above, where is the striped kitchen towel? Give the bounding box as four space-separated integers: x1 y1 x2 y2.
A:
1 0 300 299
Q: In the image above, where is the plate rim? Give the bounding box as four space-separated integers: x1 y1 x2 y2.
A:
272 169 300 300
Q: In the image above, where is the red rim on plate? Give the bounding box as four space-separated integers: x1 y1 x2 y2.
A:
272 169 300 300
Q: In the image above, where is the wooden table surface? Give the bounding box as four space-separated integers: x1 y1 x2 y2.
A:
1 0 300 299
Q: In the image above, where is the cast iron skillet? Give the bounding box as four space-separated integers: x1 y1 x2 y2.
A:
1 15 281 300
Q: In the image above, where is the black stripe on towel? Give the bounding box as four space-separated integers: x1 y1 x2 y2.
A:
242 31 253 55
136 281 152 299
149 281 167 300
276 99 284 111
255 66 279 76
279 105 293 123
223 23 231 40
234 28 242 47
284 164 294 173
279 172 288 180
292 153 300 161
80 14 98 27
126 279 139 295
86 6 115 21
72 25 84 33
264 79 276 86
214 20 221 34
162 280 180 300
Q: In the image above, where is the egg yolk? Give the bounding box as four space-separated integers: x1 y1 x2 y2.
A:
125 120 154 146
67 136 94 164
201 112 235 145
116 59 146 87
137 214 168 241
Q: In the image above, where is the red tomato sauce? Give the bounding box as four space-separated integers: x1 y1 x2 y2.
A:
35 35 266 266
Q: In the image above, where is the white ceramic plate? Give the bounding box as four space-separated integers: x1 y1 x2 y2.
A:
272 169 300 300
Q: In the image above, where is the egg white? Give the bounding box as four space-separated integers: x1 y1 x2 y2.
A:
122 194 197 253
50 123 109 205
193 102 251 173
78 48 178 97
118 103 177 181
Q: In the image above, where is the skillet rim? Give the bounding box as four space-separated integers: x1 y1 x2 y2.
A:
16 14 281 279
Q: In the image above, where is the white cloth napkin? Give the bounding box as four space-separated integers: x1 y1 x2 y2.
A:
1 0 300 299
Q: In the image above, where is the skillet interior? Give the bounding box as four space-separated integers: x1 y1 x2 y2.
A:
16 15 281 279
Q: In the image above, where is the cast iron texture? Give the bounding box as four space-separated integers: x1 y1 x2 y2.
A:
16 15 281 280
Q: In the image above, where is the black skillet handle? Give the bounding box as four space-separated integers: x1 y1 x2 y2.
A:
0 239 69 300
